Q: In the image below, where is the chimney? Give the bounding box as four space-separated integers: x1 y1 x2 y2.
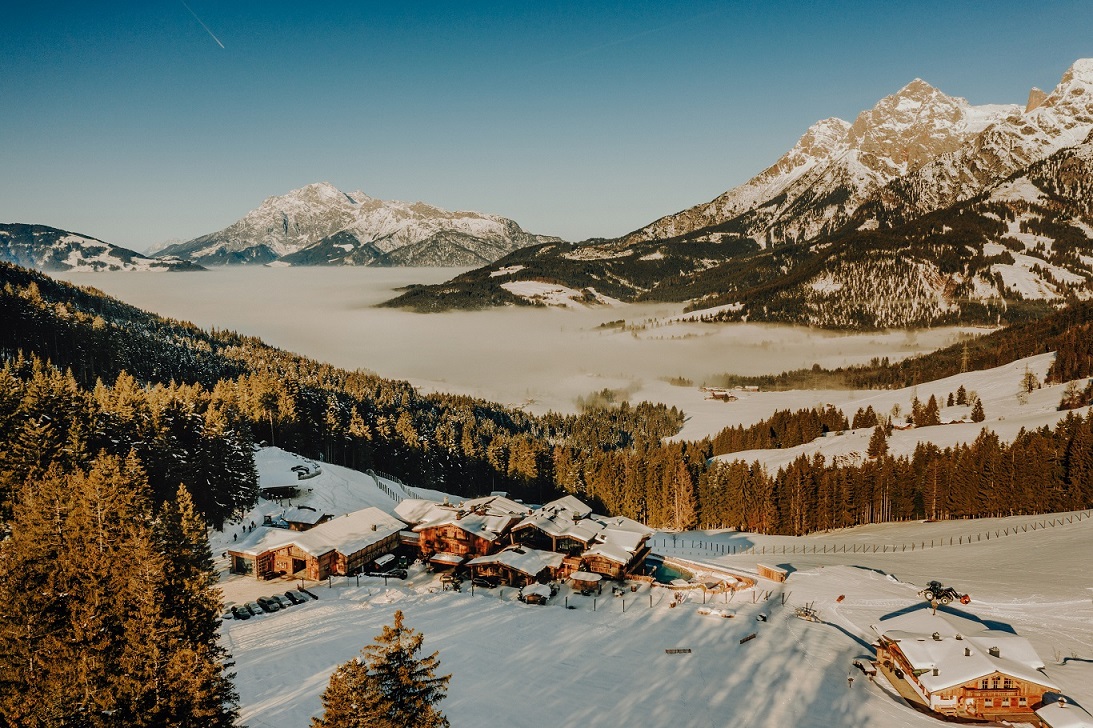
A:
932 632 941 641
988 646 1000 658
1059 697 1068 709
965 647 971 657
932 668 939 676
371 524 377 531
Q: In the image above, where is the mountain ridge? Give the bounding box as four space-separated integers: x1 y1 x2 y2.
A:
157 182 563 267
386 59 1093 327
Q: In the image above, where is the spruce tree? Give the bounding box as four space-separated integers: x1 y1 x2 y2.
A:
971 399 986 422
314 610 450 728
867 425 889 458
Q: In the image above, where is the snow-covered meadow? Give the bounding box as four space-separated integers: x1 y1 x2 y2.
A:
217 449 1093 728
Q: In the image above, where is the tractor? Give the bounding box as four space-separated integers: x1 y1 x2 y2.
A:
918 580 970 606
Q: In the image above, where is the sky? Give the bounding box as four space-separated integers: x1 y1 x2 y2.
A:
2 1 1091 251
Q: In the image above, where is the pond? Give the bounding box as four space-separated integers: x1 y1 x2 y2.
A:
646 556 694 584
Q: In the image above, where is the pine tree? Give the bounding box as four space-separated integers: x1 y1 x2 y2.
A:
971 399 986 423
956 385 968 405
156 484 239 726
314 610 450 728
867 425 889 458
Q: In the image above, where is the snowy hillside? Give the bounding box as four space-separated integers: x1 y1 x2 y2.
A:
707 352 1079 470
0 223 202 272
216 450 1093 728
157 182 562 267
626 79 1019 247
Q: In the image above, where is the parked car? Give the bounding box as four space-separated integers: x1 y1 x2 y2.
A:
268 594 289 609
471 576 498 589
244 602 263 617
229 605 250 620
257 597 280 613
283 590 306 605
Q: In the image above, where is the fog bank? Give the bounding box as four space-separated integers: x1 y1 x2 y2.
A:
58 268 970 423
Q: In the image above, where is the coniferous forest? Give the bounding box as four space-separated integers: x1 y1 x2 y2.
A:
2 260 1093 722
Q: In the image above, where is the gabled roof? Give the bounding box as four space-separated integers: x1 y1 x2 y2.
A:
467 546 564 576
229 507 403 559
513 496 654 562
412 511 520 543
874 608 1058 693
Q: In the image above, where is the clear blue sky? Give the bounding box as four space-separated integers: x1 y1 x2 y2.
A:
2 1 1090 250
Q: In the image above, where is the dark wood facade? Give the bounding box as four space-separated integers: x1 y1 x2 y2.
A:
877 639 1054 719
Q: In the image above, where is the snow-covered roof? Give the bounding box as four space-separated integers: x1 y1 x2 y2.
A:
467 546 564 576
229 507 403 559
1038 699 1093 728
429 552 465 565
395 496 530 537
512 496 654 562
874 608 1058 693
522 583 552 598
282 506 327 525
412 511 520 543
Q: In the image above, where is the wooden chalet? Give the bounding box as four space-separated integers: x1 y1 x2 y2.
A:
873 609 1058 720
510 496 654 580
467 545 564 587
227 506 404 581
395 495 529 562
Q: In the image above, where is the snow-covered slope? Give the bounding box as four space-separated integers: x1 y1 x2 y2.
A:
218 448 1093 728
861 58 1093 228
158 182 562 267
0 223 202 272
625 79 1019 247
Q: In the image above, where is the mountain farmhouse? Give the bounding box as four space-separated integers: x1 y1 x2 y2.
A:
873 609 1058 721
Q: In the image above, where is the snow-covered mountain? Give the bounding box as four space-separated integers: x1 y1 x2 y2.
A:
0 224 202 272
387 59 1093 326
623 79 1019 247
157 183 562 267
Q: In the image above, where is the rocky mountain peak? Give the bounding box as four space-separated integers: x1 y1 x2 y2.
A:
847 78 1008 174
1026 87 1048 112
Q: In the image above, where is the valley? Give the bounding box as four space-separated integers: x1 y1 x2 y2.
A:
56 266 969 423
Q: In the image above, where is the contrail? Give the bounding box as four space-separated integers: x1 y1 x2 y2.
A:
180 0 225 49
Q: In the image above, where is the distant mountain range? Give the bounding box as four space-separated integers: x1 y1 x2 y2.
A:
154 183 563 267
388 59 1093 328
0 224 201 272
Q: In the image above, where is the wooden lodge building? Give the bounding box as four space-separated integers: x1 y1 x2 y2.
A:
227 506 404 581
873 609 1059 721
507 496 654 580
394 495 530 569
467 545 564 587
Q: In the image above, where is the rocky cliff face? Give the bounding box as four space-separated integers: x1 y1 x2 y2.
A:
157 182 561 267
857 59 1093 229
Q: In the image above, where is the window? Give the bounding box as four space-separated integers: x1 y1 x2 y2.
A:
1019 697 1027 707
1002 698 1011 708
981 679 990 689
984 699 994 708
1003 678 1013 689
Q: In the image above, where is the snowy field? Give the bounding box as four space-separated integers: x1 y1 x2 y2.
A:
216 449 1093 728
56 267 967 422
